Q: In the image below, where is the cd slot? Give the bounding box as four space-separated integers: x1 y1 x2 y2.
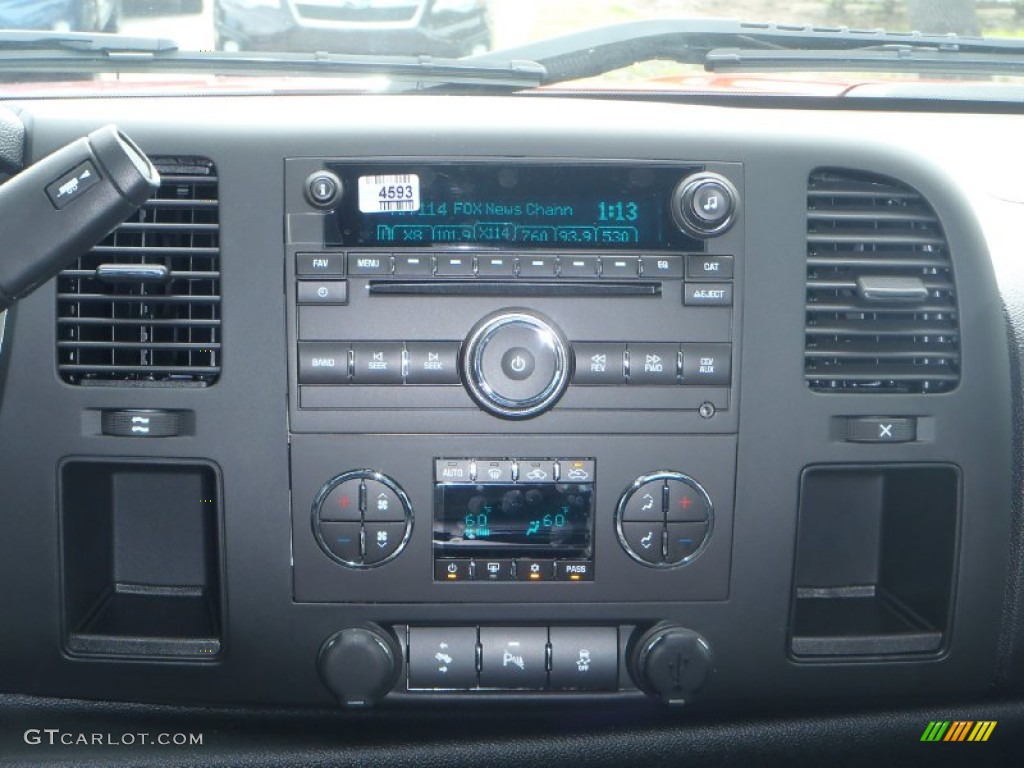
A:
368 280 662 298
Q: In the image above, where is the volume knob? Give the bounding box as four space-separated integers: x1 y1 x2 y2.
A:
460 309 571 419
671 172 739 238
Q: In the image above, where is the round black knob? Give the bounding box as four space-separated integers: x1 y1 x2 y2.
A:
318 625 402 707
628 623 712 704
305 170 342 208
671 172 738 238
461 309 571 419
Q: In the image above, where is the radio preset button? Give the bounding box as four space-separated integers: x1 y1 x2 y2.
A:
406 342 460 385
681 344 732 386
347 252 392 276
558 255 600 278
517 255 557 278
298 343 350 385
640 255 684 279
573 343 626 386
600 256 640 278
394 253 434 276
687 254 734 280
479 627 548 689
627 343 679 385
620 522 664 564
476 254 516 277
351 342 403 384
435 253 475 276
320 479 362 522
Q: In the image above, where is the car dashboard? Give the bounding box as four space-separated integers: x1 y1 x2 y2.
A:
0 92 1023 764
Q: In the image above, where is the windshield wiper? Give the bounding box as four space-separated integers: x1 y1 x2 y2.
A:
470 19 1024 85
0 30 546 91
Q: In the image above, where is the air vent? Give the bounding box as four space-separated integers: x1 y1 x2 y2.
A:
805 169 959 393
57 157 220 385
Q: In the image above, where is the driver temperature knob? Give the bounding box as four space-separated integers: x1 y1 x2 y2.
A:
628 623 712 704
461 309 571 419
318 624 402 707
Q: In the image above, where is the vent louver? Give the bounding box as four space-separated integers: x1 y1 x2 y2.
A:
805 169 959 393
57 157 220 385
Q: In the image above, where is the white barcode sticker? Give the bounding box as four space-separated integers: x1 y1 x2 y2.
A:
358 174 420 213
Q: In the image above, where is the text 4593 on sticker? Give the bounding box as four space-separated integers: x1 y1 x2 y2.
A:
358 174 420 213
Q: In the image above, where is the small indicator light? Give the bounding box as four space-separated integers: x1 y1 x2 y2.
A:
530 573 540 580
570 574 580 581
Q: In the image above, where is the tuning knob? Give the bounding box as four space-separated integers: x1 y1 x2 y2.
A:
671 172 739 238
318 625 402 707
628 623 712 704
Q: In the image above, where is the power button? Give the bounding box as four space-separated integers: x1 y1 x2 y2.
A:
501 347 535 380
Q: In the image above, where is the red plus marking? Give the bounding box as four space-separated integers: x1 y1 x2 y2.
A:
680 497 692 509
339 494 351 509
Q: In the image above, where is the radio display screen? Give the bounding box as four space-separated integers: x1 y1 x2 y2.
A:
434 482 593 559
326 163 703 251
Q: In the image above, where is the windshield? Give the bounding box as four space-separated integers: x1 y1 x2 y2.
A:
1 1 1023 94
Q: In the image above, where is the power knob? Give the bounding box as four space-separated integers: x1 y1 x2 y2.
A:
671 172 739 238
628 623 713 705
317 625 402 707
460 309 572 419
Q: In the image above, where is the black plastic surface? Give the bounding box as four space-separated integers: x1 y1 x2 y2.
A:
0 94 1013 740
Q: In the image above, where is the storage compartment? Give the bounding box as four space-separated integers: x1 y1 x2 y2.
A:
60 460 222 658
790 465 958 657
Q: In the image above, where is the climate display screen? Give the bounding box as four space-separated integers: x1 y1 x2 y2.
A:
434 482 593 559
326 163 703 251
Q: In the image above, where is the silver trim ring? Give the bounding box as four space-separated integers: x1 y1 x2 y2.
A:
615 471 714 568
461 309 571 420
312 469 414 569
